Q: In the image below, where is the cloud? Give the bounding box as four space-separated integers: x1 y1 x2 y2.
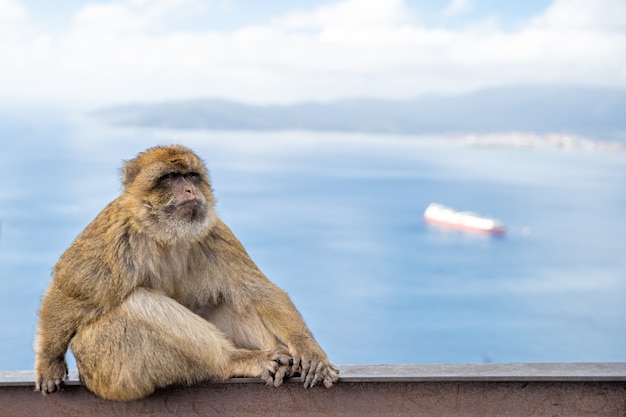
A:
0 0 625 107
530 0 626 31
0 0 26 40
0 0 25 21
276 0 411 30
442 0 472 17
71 0 206 34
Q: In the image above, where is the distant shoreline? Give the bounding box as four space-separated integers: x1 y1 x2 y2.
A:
453 132 624 153
93 85 626 153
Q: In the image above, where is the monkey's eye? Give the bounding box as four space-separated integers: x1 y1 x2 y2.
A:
162 172 179 180
184 172 200 181
156 172 181 185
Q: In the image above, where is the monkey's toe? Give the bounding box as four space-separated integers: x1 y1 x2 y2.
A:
272 364 292 387
273 354 292 366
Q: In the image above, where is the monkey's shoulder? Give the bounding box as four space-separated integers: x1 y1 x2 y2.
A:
52 200 144 297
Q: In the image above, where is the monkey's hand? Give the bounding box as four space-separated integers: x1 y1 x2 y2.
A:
291 344 339 389
35 356 68 395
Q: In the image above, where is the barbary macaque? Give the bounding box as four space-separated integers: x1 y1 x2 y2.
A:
35 145 338 401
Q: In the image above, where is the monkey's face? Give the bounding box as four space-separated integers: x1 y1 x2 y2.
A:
155 171 208 220
121 146 218 242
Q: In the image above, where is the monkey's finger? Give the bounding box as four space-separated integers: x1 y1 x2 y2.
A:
316 365 330 388
303 361 321 388
299 359 311 384
291 355 301 372
323 366 340 388
312 362 327 388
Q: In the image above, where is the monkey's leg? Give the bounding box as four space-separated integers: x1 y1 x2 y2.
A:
201 303 286 350
70 288 290 401
200 303 295 386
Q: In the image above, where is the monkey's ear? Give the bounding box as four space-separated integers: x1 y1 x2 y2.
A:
121 160 140 187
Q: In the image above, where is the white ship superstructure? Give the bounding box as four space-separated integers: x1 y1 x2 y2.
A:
424 203 506 235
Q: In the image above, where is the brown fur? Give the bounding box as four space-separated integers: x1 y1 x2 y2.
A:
34 145 338 402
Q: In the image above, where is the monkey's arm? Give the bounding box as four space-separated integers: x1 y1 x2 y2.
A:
211 220 339 388
34 285 81 394
252 286 339 388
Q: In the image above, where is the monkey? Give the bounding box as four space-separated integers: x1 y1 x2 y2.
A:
34 145 339 402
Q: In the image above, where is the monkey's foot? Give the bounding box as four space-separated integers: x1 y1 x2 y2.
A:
230 349 292 387
260 350 293 388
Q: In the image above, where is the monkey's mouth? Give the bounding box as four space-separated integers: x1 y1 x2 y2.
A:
178 199 200 208
176 200 205 220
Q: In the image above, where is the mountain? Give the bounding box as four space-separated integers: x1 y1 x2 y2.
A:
94 86 626 139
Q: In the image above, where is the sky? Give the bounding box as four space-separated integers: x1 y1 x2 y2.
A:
1 0 626 108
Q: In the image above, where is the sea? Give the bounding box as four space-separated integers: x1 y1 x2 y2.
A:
0 109 625 371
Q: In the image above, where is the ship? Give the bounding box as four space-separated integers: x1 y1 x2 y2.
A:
424 203 506 235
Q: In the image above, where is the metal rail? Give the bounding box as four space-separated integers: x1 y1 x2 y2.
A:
2 363 625 416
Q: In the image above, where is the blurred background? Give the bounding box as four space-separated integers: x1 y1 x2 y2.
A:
1 0 625 370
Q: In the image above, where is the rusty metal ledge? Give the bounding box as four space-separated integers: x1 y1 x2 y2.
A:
3 363 625 386
1 363 625 417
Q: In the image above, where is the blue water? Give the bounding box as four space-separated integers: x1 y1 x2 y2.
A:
1 111 625 371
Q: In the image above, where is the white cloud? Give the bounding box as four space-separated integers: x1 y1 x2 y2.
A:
277 0 411 30
530 0 626 32
0 0 625 107
0 0 25 21
72 3 148 34
443 0 472 17
72 0 205 34
0 0 26 40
